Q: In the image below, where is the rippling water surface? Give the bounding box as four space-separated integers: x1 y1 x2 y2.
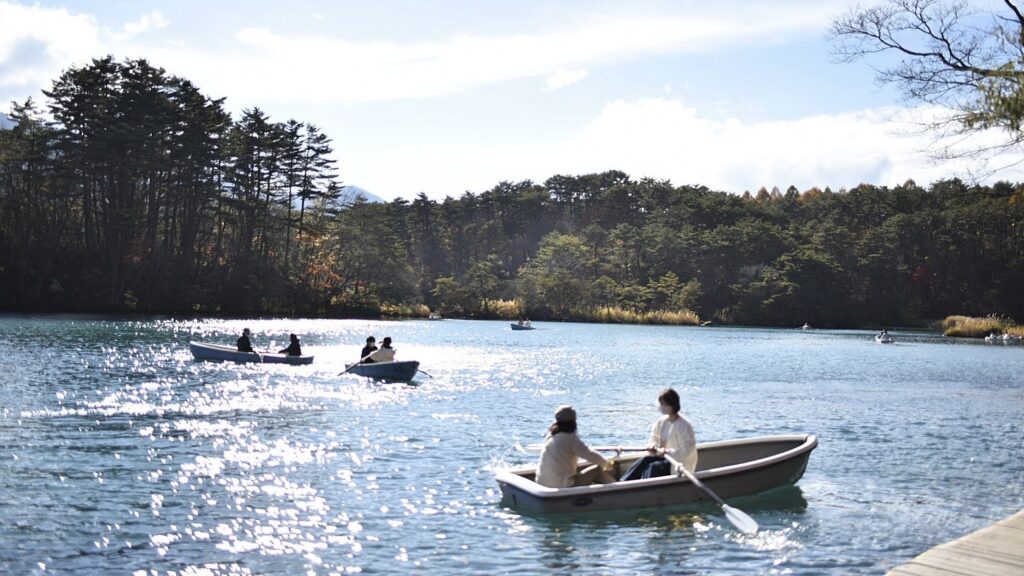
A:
1 316 1022 574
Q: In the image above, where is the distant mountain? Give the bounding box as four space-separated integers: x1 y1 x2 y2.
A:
339 185 384 205
0 113 15 130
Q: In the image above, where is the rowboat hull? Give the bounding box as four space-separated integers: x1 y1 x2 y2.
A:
345 360 420 381
510 323 535 330
496 434 817 514
876 336 894 344
189 341 314 365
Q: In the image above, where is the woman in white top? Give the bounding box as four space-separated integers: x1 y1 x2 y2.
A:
369 336 396 362
620 388 697 481
535 405 609 488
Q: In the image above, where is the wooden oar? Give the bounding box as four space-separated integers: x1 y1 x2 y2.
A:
524 444 647 452
338 352 375 375
663 453 759 534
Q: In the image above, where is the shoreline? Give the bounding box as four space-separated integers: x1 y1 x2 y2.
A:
0 310 951 334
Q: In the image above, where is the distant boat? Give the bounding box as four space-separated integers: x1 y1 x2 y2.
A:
428 313 443 320
985 333 999 342
344 360 420 381
189 341 314 365
801 323 812 330
875 335 894 344
511 322 535 331
1003 333 1021 343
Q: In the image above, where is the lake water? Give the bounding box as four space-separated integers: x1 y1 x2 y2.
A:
1 316 1022 575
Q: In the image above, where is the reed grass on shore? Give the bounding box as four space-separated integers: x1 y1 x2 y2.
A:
470 300 701 325
574 306 701 325
1006 325 1024 337
380 303 431 318
941 315 1019 337
484 299 524 319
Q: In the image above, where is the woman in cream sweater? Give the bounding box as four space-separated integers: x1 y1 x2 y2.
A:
535 405 609 488
620 388 697 480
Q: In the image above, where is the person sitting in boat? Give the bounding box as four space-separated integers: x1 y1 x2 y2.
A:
278 333 302 356
536 405 610 488
237 328 254 353
359 336 377 363
368 336 396 363
620 388 697 481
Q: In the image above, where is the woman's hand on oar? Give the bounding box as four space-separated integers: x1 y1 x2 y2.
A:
663 453 758 535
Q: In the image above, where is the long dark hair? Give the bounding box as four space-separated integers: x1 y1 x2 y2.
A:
548 420 578 436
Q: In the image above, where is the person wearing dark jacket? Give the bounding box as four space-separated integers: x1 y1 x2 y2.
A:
279 333 302 356
237 328 254 352
360 336 377 363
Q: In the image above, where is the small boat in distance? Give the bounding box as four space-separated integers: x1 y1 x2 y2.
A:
428 312 443 320
801 323 812 330
875 335 894 344
496 434 817 514
511 320 535 331
344 360 420 381
189 341 314 365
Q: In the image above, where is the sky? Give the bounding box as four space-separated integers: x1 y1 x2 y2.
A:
2 0 1023 200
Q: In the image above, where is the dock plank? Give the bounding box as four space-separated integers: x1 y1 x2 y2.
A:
887 510 1024 576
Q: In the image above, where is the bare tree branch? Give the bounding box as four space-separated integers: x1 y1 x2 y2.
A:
831 0 1024 167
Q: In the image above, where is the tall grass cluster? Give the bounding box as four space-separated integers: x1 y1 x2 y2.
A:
573 307 701 326
380 303 431 318
483 299 524 319
941 315 1020 337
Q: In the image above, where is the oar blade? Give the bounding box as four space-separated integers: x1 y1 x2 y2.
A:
722 504 758 534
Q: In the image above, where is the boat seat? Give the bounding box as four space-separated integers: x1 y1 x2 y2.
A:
574 464 617 486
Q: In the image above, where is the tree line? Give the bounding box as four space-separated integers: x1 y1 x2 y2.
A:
2 56 1023 326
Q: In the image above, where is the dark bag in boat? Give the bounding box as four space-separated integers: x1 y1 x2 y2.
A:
641 459 671 479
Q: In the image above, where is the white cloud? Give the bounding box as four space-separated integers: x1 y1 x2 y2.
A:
0 1 840 104
137 4 838 104
113 10 169 40
344 98 1024 199
6 0 1018 200
564 98 1024 192
545 69 588 91
0 1 101 89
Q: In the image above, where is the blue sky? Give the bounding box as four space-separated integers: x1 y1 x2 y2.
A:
2 0 1020 200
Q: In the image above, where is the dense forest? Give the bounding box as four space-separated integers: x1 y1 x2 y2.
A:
2 57 1023 327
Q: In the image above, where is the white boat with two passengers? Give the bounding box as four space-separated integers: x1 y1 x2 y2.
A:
875 335 894 344
496 434 817 514
189 341 314 365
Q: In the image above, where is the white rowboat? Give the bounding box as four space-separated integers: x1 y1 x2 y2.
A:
189 341 314 365
497 434 817 514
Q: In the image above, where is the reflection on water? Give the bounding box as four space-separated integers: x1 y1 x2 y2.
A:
0 317 1022 574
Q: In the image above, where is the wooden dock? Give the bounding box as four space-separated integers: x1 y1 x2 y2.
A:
887 509 1024 576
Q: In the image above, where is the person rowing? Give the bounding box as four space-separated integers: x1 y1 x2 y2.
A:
359 336 377 363
620 388 697 481
237 328 254 353
278 333 302 356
